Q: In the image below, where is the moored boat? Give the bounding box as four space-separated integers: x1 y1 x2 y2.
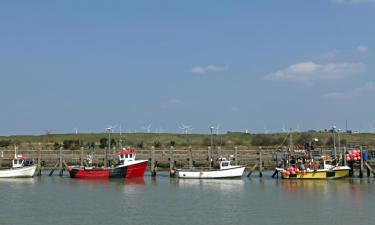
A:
0 150 36 178
276 159 350 179
178 158 245 179
68 149 148 179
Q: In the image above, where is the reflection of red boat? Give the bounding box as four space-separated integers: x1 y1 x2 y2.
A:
67 150 148 179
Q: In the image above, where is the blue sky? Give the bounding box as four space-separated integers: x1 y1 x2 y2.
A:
0 0 374 135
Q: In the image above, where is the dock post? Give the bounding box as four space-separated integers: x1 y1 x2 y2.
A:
0 151 2 168
208 146 212 169
367 164 371 177
188 145 193 169
104 147 108 167
80 147 84 166
169 146 175 177
259 147 263 177
234 147 238 165
348 161 354 177
59 147 63 176
359 146 364 178
151 146 156 177
37 142 42 176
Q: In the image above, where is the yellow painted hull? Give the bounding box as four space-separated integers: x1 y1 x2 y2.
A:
282 169 349 180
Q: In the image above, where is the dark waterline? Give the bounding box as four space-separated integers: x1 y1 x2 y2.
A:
1 172 374 225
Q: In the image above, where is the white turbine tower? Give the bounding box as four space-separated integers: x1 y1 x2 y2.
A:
215 124 220 135
142 123 153 133
369 123 375 133
264 126 270 134
282 124 287 133
187 126 194 134
179 123 192 134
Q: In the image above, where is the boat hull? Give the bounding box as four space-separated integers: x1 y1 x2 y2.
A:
0 165 37 178
278 167 350 180
178 166 245 179
68 160 148 179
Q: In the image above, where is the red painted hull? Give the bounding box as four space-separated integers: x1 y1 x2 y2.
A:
126 161 148 178
68 161 148 179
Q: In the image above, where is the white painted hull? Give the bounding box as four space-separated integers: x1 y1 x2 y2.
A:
0 165 37 178
178 166 245 179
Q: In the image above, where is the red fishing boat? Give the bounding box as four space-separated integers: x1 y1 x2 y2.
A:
67 149 148 179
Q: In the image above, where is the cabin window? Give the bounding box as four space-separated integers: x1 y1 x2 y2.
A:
129 154 133 158
125 154 128 158
222 162 229 167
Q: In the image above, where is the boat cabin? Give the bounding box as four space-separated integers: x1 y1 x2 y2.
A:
218 157 234 169
12 155 27 168
116 150 137 165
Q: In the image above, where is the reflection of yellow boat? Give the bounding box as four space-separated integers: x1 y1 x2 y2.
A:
276 160 350 180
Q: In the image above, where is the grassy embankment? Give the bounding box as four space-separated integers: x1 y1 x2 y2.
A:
1 131 374 150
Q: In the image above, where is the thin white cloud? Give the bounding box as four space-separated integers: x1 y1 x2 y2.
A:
324 82 375 99
167 98 181 105
228 106 240 113
191 65 228 74
264 61 365 82
161 97 182 108
332 0 375 4
357 45 369 54
318 50 338 60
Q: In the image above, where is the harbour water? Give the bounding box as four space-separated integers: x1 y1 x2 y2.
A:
1 172 374 225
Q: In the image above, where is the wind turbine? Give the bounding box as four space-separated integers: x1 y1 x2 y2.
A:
187 126 194 134
296 124 301 132
179 123 192 134
263 126 270 134
157 127 166 134
282 124 287 133
369 123 375 133
142 123 153 133
215 124 220 135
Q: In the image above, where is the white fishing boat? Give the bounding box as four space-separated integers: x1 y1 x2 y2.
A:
178 158 245 179
0 149 36 178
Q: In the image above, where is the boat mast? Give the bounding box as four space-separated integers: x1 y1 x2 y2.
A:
333 125 337 159
289 128 293 151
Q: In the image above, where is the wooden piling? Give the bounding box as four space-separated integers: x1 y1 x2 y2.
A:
80 147 84 166
348 161 354 177
208 146 212 169
105 147 108 167
59 147 64 176
151 146 156 176
364 161 375 177
169 146 175 177
37 143 42 176
0 151 2 168
259 147 263 177
359 146 364 178
247 162 259 177
188 146 193 169
234 147 238 165
48 162 59 176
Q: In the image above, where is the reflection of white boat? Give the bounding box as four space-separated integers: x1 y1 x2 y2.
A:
0 150 36 178
178 159 245 179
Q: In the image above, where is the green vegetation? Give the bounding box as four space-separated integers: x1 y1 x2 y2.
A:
0 131 374 150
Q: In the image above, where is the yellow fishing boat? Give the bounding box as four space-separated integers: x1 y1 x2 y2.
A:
276 159 350 180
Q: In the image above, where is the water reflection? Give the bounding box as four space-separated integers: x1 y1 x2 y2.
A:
0 178 35 184
178 178 245 191
125 177 145 185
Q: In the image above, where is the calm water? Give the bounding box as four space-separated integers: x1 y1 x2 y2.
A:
0 172 374 225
